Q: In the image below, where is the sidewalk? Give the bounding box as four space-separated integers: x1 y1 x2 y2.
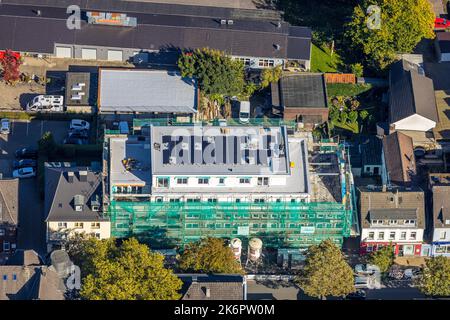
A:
394 256 427 267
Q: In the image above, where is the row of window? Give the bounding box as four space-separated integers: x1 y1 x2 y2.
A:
156 197 307 204
235 58 276 67
158 177 270 187
1 242 14 252
371 219 416 226
367 231 417 241
2 274 18 281
58 222 101 229
435 245 450 254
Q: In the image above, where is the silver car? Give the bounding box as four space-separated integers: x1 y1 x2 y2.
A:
1 118 10 135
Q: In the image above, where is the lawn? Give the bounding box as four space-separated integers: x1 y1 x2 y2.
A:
311 43 342 73
326 83 373 99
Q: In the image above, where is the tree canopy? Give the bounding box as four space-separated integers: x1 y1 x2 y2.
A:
345 0 435 71
177 48 246 98
68 237 182 300
417 256 450 297
368 245 395 273
178 237 243 274
1 49 22 83
296 240 355 299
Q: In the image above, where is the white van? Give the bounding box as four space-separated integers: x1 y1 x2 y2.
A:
26 95 64 112
239 101 250 123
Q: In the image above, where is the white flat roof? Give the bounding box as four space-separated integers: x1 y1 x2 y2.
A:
99 69 198 113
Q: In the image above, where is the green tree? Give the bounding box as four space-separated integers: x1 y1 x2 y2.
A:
177 48 246 98
38 131 56 155
359 109 369 121
260 66 283 88
68 237 182 300
345 0 435 70
296 240 355 299
179 237 243 274
417 256 450 297
348 110 358 124
350 63 364 77
368 245 395 273
340 111 348 123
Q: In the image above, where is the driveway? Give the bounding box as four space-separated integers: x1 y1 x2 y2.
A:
0 119 69 255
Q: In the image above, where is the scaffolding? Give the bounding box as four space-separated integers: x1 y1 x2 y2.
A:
108 200 352 248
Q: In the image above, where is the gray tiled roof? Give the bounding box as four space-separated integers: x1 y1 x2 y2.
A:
44 167 107 222
382 132 416 184
432 186 450 228
274 73 328 109
179 274 245 300
0 179 19 226
389 59 438 124
358 186 425 229
0 2 311 61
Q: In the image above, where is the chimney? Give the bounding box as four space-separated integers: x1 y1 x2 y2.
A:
202 286 211 298
277 21 282 28
67 171 74 183
274 44 281 51
79 170 88 182
382 184 386 192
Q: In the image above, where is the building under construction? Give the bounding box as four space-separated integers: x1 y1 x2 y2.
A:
103 122 356 249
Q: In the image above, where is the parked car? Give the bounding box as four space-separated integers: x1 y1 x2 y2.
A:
13 159 37 169
70 119 90 131
12 167 36 179
345 290 366 300
68 130 89 139
63 137 88 145
435 17 450 29
239 101 250 123
15 147 38 159
1 118 10 135
355 264 377 276
354 276 370 289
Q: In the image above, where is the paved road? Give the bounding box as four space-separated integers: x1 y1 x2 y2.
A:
0 120 68 255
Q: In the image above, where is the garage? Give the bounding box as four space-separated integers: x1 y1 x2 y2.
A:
81 48 97 60
107 50 123 61
55 46 72 58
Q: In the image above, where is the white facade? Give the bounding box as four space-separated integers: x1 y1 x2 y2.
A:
47 221 111 246
432 227 450 256
391 114 436 132
361 227 424 244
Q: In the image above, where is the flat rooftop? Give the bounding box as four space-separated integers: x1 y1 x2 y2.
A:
109 125 310 194
99 69 197 113
151 126 289 175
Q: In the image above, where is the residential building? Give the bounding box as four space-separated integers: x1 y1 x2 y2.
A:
381 131 416 186
358 185 425 256
0 1 312 70
0 250 65 300
350 136 383 177
435 32 450 63
429 173 450 257
44 167 110 252
271 73 328 128
0 178 19 258
65 72 93 113
388 59 438 132
179 274 246 300
98 69 198 120
105 124 353 248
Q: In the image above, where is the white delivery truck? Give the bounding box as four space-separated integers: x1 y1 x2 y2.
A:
239 100 251 123
26 95 64 112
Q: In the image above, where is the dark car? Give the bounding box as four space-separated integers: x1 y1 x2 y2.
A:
345 290 366 300
13 159 37 169
15 147 38 159
63 137 88 145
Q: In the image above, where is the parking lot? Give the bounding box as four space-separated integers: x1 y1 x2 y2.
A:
0 119 68 254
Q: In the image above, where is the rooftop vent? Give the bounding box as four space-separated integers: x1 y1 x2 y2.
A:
79 170 88 182
90 194 101 212
67 171 74 183
203 287 211 298
274 44 281 51
227 20 234 25
220 19 227 25
74 195 85 212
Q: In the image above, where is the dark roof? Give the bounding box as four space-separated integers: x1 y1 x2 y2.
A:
273 73 327 109
0 179 19 226
369 208 418 220
436 32 450 53
389 59 438 124
382 132 416 184
65 72 91 106
178 274 245 300
0 250 65 300
0 4 311 61
360 136 383 166
433 186 450 228
358 187 425 229
45 167 107 222
6 250 42 266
